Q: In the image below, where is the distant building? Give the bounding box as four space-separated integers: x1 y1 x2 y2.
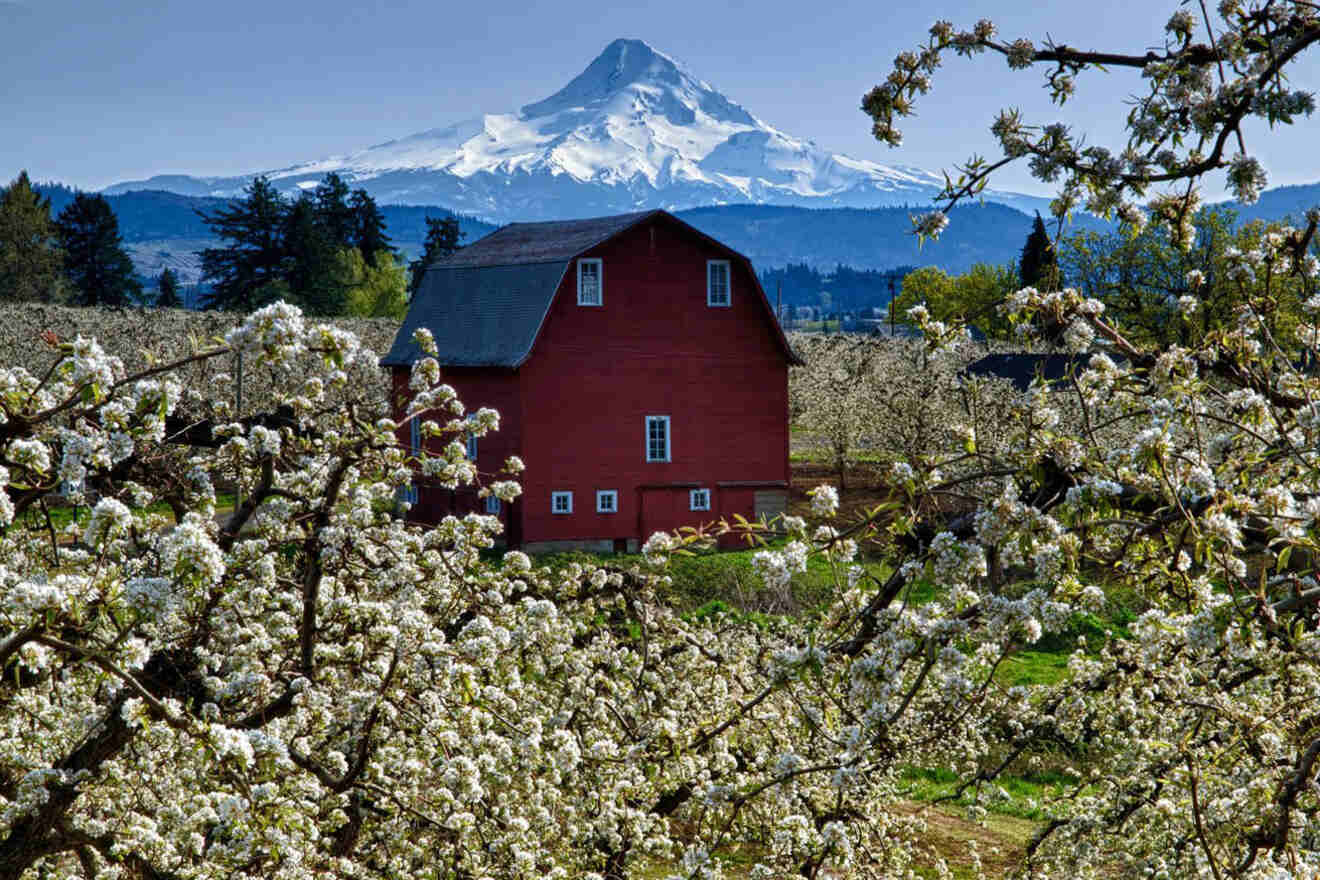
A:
962 352 1111 392
382 210 800 552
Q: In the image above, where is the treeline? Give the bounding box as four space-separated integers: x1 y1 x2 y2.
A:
759 263 915 310
0 171 468 317
880 207 1320 352
197 173 464 316
34 183 496 252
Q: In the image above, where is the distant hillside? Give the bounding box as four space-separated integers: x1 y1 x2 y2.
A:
39 183 1063 283
675 203 1047 275
35 175 1320 291
1222 182 1320 225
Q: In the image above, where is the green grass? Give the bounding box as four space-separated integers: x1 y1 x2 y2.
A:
999 650 1071 687
11 491 238 534
898 765 1082 822
788 446 892 465
538 541 892 616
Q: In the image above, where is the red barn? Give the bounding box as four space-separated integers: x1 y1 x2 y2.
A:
382 209 800 552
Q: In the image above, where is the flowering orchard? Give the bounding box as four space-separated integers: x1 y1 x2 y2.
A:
6 285 1320 879
0 304 400 422
789 333 1038 492
0 302 1073 879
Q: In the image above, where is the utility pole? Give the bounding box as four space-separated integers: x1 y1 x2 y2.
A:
888 276 897 336
235 352 244 512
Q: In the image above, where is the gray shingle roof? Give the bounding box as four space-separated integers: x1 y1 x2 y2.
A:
381 261 568 367
438 211 659 268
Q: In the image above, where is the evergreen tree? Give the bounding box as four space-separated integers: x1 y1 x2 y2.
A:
54 192 142 307
197 176 288 311
350 189 393 267
409 216 463 295
313 173 355 248
0 171 64 302
1019 212 1060 290
155 267 182 309
283 196 346 316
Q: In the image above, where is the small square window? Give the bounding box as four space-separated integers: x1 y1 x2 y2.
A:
551 491 573 514
578 258 603 306
597 490 618 513
485 495 501 515
645 415 670 463
690 488 711 511
707 260 731 307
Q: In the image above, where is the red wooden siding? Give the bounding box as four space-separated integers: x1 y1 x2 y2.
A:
516 216 788 545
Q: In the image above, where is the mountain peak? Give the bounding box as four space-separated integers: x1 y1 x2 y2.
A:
106 38 995 222
519 38 756 126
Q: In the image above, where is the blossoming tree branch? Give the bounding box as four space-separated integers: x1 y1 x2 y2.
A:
864 2 1320 246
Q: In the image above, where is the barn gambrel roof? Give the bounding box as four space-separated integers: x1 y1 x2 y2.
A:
381 210 800 368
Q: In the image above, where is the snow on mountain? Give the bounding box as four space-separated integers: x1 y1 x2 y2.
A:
106 39 1035 222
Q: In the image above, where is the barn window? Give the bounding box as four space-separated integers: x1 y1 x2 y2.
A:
485 495 501 514
578 259 603 306
707 260 731 307
465 415 478 461
597 490 618 513
690 488 711 511
645 415 671 462
552 491 573 514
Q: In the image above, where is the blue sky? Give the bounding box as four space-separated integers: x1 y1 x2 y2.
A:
6 0 1320 200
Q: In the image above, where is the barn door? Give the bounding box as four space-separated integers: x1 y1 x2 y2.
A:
639 487 682 543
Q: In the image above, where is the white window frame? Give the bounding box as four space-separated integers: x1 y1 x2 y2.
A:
645 415 671 463
577 258 603 306
707 260 731 307
596 489 618 514
484 495 501 515
690 488 711 511
551 491 573 514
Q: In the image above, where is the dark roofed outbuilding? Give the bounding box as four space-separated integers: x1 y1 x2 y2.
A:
963 352 1112 393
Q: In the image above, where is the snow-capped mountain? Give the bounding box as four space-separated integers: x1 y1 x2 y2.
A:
106 39 1037 221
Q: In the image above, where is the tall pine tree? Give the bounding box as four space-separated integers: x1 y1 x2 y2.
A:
155 267 182 308
55 192 142 307
350 189 393 267
313 173 355 249
1020 213 1060 291
0 171 64 302
198 176 289 311
283 196 346 316
409 216 463 296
